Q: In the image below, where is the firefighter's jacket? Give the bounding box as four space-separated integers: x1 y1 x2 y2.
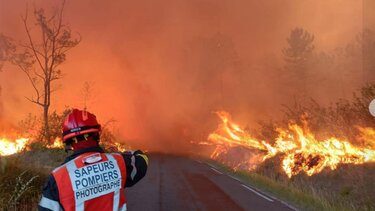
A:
38 146 148 211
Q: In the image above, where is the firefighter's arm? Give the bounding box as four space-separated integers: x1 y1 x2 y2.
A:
122 150 148 187
38 174 63 211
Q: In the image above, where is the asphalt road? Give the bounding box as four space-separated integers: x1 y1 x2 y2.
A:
125 154 295 211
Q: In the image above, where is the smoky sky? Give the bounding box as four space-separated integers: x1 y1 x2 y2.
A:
0 0 365 152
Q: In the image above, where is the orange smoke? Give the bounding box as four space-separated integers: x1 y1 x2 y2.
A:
0 0 364 152
208 111 375 178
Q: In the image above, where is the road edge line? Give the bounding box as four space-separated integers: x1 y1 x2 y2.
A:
203 161 299 211
228 174 241 182
210 167 223 175
241 184 274 202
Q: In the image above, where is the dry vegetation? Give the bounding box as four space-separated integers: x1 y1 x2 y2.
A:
0 107 127 210
209 26 375 210
0 2 374 210
0 150 59 210
212 84 375 211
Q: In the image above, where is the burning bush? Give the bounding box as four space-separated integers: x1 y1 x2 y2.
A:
206 84 375 210
0 107 130 157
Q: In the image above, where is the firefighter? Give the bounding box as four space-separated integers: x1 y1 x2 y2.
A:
38 109 148 211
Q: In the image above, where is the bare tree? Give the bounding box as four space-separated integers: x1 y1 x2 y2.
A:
9 2 80 142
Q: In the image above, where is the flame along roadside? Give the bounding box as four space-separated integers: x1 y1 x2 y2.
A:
0 137 128 156
207 111 375 178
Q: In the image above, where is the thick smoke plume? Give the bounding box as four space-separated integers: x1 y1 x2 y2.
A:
0 0 369 153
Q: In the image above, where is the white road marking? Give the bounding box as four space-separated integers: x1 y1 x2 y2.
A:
280 200 299 211
241 184 274 202
202 162 296 209
210 167 223 175
229 174 297 209
206 163 216 169
195 160 202 164
228 174 241 182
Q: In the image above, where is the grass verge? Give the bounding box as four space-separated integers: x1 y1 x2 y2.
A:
0 147 67 210
205 159 361 211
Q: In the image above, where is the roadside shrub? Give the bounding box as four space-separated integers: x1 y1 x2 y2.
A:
213 84 375 210
0 155 48 210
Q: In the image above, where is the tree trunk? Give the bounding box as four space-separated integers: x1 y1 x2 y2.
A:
44 79 51 144
44 105 50 144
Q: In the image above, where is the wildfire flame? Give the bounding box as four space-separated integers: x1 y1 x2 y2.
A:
0 137 29 156
0 135 128 155
0 136 63 155
46 137 64 149
208 111 375 178
114 142 127 152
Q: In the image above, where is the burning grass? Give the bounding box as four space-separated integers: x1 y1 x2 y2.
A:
255 157 375 210
203 84 375 210
0 137 29 156
208 111 375 178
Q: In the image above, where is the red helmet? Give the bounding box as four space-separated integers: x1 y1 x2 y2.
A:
62 109 101 142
